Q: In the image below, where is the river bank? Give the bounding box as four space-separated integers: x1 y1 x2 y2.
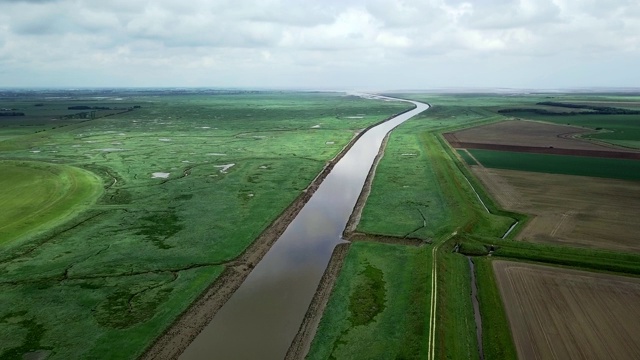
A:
141 104 417 360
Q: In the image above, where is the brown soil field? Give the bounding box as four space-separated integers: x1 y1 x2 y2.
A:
472 167 640 252
493 260 640 360
444 120 640 158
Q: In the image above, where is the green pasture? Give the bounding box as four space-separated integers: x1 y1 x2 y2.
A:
0 90 412 359
469 149 640 181
307 242 433 360
0 160 102 245
357 103 515 241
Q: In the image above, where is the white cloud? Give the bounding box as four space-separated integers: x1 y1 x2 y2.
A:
0 0 638 88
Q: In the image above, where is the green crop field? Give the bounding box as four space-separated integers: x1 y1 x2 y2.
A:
457 149 478 166
0 90 412 359
469 149 640 181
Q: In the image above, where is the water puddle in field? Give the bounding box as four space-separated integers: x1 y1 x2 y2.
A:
151 172 170 179
214 163 235 173
180 96 430 360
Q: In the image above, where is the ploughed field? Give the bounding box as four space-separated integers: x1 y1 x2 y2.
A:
493 261 640 360
448 116 640 252
472 168 640 252
0 90 412 359
444 119 640 159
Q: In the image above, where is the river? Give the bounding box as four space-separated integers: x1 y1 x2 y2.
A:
180 95 430 360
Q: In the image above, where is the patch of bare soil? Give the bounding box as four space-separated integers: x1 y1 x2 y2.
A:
140 107 416 360
493 260 640 360
444 119 640 158
473 167 640 253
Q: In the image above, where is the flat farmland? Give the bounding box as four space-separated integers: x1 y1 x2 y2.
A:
472 167 640 252
445 119 640 157
493 260 640 360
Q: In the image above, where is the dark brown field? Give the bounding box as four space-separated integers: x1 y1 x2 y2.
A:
444 119 640 159
493 261 640 360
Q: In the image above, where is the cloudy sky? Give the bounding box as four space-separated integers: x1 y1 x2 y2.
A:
1 0 639 90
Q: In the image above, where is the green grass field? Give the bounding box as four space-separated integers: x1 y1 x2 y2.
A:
469 149 640 181
0 90 412 359
5 90 640 359
0 161 102 245
307 242 432 360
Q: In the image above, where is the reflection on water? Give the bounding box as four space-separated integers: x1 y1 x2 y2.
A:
180 97 429 360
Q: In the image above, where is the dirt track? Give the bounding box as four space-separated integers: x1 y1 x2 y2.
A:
494 261 640 360
140 108 416 360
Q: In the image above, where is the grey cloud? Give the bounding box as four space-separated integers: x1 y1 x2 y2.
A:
2 0 60 3
0 0 639 88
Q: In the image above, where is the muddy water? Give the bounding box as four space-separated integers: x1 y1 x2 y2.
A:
180 96 429 360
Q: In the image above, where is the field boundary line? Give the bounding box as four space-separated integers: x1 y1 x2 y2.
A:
461 173 490 214
463 149 484 168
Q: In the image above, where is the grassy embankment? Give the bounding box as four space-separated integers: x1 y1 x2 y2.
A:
308 97 522 360
0 91 413 359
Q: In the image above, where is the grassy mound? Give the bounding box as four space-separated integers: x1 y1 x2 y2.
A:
0 160 102 245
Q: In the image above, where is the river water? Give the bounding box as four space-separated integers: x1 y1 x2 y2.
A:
180 95 430 360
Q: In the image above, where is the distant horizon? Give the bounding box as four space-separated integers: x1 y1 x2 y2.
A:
2 86 640 94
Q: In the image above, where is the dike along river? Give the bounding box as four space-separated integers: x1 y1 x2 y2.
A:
180 95 430 360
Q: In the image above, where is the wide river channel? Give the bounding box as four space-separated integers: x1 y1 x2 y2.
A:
180 96 430 359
